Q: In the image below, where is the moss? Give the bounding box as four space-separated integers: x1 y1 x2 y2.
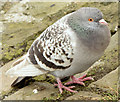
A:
1 45 24 63
42 90 74 101
33 74 56 84
1 29 44 64
42 96 57 101
45 74 56 84
0 87 16 100
2 2 16 13
1 91 7 96
33 74 46 82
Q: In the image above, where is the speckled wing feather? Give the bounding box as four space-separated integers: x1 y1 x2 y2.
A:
28 19 74 72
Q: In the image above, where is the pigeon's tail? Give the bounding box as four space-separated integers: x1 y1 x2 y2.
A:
11 54 27 68
6 54 45 77
11 77 25 87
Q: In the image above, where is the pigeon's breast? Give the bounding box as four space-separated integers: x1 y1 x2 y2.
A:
52 27 104 78
79 25 111 53
68 25 110 75
69 31 103 73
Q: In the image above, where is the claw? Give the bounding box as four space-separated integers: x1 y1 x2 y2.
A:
54 83 58 86
64 81 73 85
68 86 75 89
80 77 94 81
55 75 93 93
78 74 86 80
65 75 94 86
56 78 77 93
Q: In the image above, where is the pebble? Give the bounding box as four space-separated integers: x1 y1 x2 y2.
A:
0 10 5 14
33 89 38 94
114 26 118 32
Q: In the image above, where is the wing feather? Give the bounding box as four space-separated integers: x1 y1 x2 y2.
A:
28 15 74 71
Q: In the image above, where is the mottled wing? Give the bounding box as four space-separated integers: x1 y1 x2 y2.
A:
28 22 74 71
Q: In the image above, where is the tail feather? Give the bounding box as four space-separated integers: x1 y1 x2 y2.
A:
11 77 25 87
6 54 47 86
12 54 27 67
6 55 45 77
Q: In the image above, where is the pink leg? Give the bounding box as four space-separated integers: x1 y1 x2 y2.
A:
65 74 94 86
55 78 77 94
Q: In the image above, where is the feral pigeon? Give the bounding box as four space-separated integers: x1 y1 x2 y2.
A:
6 7 111 93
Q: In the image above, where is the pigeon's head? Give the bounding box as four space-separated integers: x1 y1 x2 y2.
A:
68 7 111 52
68 7 108 31
76 7 108 26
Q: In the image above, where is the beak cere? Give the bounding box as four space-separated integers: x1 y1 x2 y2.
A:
99 19 108 25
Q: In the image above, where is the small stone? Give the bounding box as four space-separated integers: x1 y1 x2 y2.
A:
0 10 5 14
4 96 8 99
114 26 118 31
33 89 38 94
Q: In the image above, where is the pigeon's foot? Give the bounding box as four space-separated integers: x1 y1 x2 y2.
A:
65 74 94 86
55 78 77 94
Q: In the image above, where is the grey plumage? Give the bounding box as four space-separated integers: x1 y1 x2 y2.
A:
6 7 111 87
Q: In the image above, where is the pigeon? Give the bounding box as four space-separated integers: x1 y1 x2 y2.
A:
6 7 111 93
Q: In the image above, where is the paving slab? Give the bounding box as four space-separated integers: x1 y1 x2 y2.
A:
89 67 119 95
4 81 58 100
66 91 102 100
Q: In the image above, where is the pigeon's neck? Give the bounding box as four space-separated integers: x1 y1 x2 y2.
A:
67 15 110 53
67 14 89 39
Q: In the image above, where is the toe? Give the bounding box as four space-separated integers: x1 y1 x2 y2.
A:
63 86 77 93
80 77 94 81
64 81 73 85
68 86 75 89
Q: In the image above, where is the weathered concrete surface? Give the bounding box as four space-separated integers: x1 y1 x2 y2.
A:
89 67 119 94
65 91 102 100
4 82 58 100
0 58 19 95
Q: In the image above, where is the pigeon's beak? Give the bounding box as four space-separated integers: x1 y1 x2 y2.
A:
99 19 108 25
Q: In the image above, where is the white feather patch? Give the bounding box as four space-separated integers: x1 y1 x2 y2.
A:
11 54 27 67
34 54 55 71
6 59 43 77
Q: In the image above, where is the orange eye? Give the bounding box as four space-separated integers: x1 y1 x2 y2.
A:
88 18 94 22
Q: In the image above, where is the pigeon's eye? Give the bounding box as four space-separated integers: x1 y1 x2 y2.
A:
88 18 94 22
